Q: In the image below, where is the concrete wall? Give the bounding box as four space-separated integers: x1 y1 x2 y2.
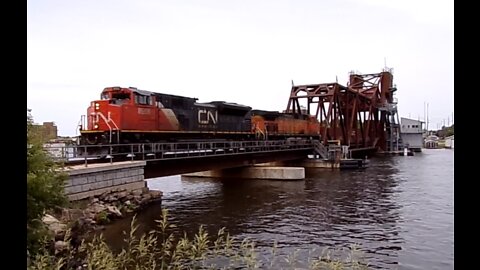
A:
401 133 423 149
64 161 146 201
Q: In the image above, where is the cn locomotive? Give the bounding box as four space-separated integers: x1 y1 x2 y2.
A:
78 86 320 154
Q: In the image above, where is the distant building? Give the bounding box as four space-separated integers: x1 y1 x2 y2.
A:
424 135 439 149
32 122 58 142
445 135 454 149
400 117 424 152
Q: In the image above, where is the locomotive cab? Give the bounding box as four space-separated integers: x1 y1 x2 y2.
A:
80 86 183 147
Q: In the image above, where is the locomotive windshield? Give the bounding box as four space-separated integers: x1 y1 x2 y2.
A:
112 93 131 100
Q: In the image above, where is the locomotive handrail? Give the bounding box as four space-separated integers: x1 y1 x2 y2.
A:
96 111 121 143
96 112 114 143
106 111 120 143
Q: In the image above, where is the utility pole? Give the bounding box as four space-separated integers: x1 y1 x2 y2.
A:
427 102 428 131
423 102 427 133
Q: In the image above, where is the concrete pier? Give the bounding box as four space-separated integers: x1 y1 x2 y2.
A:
296 159 340 169
64 161 147 201
183 166 305 180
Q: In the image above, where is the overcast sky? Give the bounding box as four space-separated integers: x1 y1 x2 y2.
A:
27 0 453 136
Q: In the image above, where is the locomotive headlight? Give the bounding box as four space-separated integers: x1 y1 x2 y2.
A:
95 103 100 110
94 124 99 129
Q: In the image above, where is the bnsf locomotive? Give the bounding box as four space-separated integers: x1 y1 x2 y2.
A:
78 86 320 154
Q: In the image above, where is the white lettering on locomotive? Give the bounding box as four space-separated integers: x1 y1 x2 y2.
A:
198 109 218 125
138 108 151 115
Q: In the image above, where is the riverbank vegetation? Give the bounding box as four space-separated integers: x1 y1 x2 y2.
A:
29 210 369 270
27 109 68 254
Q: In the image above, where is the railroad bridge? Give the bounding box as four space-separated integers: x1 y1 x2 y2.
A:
54 139 336 178
51 139 347 200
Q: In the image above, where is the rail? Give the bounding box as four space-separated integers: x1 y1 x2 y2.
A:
44 139 318 166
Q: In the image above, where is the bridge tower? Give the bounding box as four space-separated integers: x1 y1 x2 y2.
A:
285 68 402 154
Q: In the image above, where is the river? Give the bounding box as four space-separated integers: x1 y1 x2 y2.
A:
101 148 454 269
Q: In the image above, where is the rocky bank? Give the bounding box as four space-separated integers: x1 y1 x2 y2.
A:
42 187 162 252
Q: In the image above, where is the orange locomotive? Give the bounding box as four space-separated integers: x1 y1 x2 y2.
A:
79 86 320 149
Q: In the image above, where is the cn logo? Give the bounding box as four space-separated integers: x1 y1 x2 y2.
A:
198 109 218 125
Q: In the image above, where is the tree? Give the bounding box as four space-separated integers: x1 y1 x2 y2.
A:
27 109 67 254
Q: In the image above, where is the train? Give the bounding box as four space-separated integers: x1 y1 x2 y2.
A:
78 86 320 156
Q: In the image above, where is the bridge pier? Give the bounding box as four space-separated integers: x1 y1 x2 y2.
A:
292 159 340 169
183 166 305 180
64 161 147 201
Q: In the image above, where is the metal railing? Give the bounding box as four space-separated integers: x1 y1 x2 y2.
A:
44 139 317 166
312 140 328 159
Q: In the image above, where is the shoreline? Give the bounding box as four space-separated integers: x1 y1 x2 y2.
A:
42 187 163 252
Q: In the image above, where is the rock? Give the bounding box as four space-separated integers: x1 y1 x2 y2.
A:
125 200 132 206
62 209 84 221
52 223 67 233
133 195 142 203
116 191 129 200
132 189 143 196
140 194 152 205
99 192 109 200
94 225 106 231
91 198 99 203
149 190 163 199
42 214 59 225
141 187 150 194
90 203 107 214
106 205 122 218
84 218 96 225
103 195 116 202
43 214 67 237
125 194 134 201
54 231 67 241
84 211 96 220
142 193 152 201
54 241 69 254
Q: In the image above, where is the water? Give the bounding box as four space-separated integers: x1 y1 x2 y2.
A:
101 149 454 269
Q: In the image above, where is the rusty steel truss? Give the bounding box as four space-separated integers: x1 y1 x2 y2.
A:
286 69 401 153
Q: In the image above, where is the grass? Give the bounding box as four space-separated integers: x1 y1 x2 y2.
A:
27 209 370 270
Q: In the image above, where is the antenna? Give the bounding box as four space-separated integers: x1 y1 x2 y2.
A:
426 102 429 131
291 80 294 87
424 102 426 128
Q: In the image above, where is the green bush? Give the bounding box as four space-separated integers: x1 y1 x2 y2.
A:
27 109 68 254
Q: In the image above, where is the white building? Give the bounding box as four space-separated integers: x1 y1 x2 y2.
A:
400 117 424 152
445 135 454 149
